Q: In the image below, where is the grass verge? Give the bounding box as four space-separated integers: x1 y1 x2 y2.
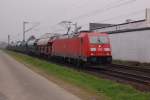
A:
6 50 150 100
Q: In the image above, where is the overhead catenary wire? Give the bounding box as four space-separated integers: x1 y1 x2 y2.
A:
69 0 137 21
100 9 145 23
69 0 123 21
79 9 145 28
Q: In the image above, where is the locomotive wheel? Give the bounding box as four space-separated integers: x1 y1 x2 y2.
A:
105 57 112 64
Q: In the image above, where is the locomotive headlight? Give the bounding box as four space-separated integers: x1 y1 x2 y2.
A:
98 45 101 47
104 48 110 51
90 48 96 51
91 53 94 55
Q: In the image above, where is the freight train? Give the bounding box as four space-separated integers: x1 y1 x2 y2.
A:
8 31 112 66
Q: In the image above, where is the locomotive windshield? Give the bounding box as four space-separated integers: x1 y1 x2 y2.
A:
90 36 109 44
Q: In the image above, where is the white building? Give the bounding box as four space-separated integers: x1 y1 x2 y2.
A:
93 9 150 63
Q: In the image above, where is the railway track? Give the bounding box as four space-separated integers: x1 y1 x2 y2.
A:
43 57 150 91
109 64 150 74
86 64 150 91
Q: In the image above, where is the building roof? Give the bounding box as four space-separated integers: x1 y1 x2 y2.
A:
89 23 114 30
91 19 146 30
108 27 150 34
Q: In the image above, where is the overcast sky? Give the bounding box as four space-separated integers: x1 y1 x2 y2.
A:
0 0 150 42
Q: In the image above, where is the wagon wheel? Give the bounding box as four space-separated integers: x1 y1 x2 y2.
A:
76 59 81 67
76 59 86 68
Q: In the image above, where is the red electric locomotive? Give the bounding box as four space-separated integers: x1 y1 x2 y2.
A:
52 31 112 65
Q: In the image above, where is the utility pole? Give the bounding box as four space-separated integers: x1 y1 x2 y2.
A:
23 21 29 42
23 21 40 42
8 35 10 46
23 22 26 42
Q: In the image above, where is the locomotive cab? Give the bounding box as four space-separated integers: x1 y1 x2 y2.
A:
87 33 112 64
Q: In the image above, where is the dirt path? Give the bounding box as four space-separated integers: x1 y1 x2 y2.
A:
0 50 81 100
